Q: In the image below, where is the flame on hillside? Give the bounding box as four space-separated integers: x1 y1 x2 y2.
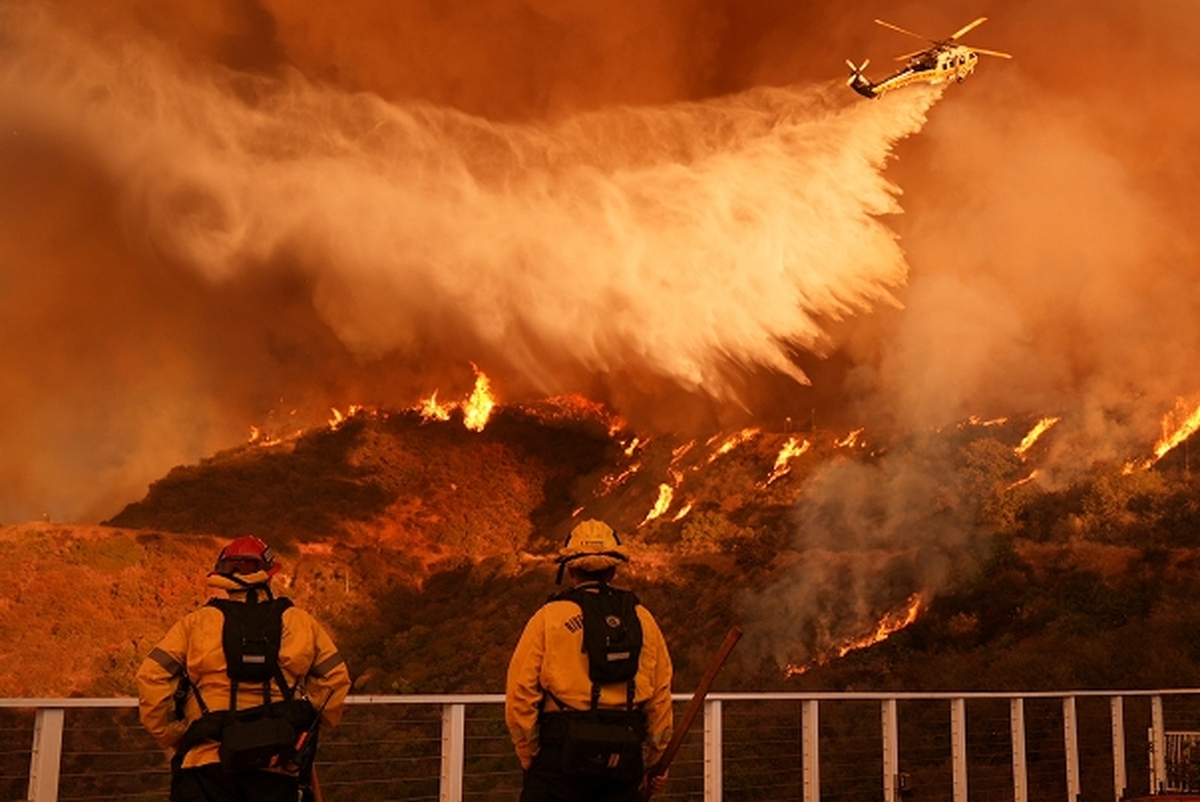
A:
462 369 496 432
784 594 923 677
520 394 627 434
958 415 1008 430
413 367 497 431
835 428 865 448
328 405 366 431
762 437 810 486
1006 470 1039 491
706 429 760 464
1148 400 1200 465
599 463 641 496
418 391 454 422
641 483 675 526
1125 399 1200 472
1015 416 1060 457
672 441 696 463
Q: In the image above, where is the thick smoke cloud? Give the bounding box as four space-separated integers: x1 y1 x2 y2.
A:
2 0 1198 562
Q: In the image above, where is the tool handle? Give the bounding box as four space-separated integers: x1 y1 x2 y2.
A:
643 626 743 799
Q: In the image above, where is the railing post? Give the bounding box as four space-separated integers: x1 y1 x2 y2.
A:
1111 696 1127 802
1150 695 1167 794
1064 696 1080 802
440 702 465 802
1011 698 1028 802
704 699 722 802
951 697 967 802
882 698 899 802
28 707 64 802
802 699 820 802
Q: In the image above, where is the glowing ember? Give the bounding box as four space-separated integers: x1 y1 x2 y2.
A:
706 428 761 464
671 440 696 463
598 463 641 496
958 415 1008 429
640 484 674 526
1015 416 1060 457
835 428 865 448
784 594 923 677
672 502 693 522
624 437 644 458
762 437 810 485
523 394 626 433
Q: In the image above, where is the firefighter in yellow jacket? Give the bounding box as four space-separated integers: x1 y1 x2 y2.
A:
506 519 673 802
137 536 351 802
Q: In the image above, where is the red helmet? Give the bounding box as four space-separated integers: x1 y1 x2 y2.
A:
212 536 280 578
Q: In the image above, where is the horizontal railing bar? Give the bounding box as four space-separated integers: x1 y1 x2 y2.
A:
9 687 1200 710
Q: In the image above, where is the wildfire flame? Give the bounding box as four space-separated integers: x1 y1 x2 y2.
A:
762 436 810 486
1126 399 1200 472
671 440 696 463
328 404 365 430
1006 470 1039 491
958 415 1008 429
412 366 497 431
598 463 641 496
640 483 674 526
1152 400 1200 463
706 428 760 464
835 428 865 448
462 368 496 432
784 594 923 678
417 390 454 422
1015 416 1060 457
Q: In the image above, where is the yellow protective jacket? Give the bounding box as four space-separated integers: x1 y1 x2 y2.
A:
136 577 351 770
505 582 673 770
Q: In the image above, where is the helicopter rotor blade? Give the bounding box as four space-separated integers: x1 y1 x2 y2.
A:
874 18 934 43
845 58 870 84
949 16 988 41
970 47 1013 59
893 48 929 62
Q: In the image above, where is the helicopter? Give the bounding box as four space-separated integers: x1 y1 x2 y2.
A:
846 16 1011 99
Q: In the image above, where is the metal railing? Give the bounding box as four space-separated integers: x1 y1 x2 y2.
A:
4 689 1200 801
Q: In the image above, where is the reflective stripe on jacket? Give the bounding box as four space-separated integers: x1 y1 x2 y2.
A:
505 585 673 771
136 598 351 770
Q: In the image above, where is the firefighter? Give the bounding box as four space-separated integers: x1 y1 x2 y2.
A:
136 536 352 802
506 519 674 802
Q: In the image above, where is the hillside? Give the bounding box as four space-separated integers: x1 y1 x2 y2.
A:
5 401 1200 698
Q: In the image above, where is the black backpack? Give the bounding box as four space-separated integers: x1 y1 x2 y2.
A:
547 584 648 782
176 597 316 774
208 597 294 696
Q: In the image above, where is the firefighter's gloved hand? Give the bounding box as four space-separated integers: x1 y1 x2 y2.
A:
644 768 669 794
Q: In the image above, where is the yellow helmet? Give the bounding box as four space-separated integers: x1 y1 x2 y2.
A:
556 519 628 581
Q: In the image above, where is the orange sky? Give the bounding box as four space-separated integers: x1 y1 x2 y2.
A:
1 0 1197 522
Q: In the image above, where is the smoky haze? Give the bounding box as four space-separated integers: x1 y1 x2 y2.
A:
2 0 1198 548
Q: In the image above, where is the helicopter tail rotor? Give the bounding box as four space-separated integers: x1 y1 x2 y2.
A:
845 59 875 97
845 58 870 83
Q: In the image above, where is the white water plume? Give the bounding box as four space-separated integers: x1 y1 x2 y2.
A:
2 9 935 397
